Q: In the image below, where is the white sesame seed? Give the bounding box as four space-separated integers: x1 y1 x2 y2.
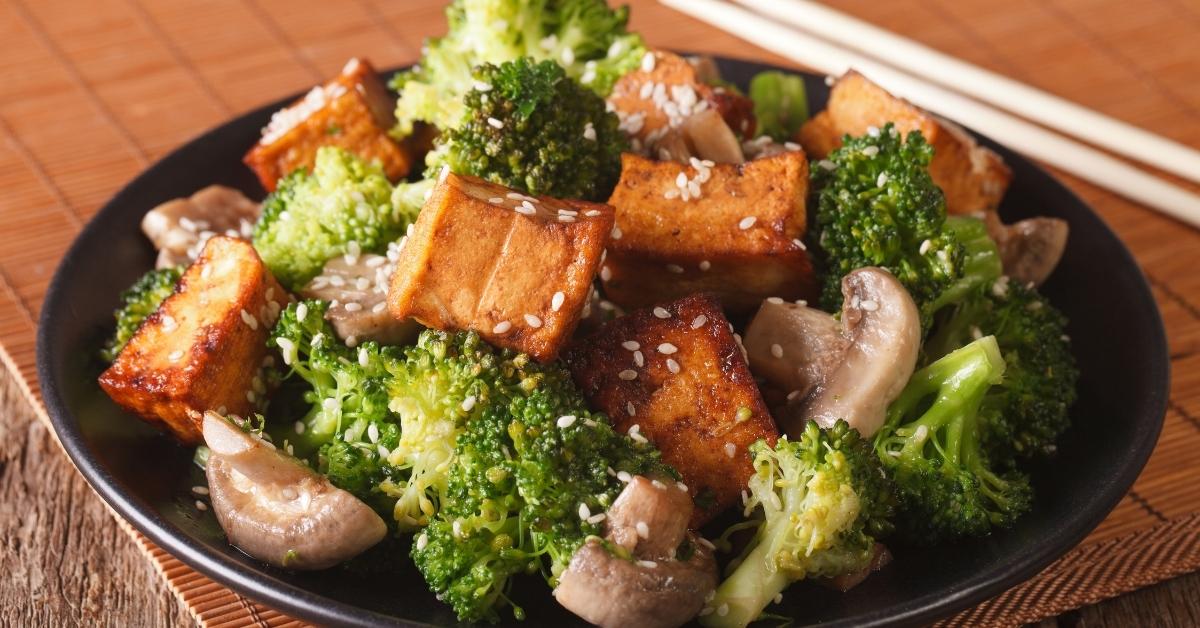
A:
636 521 650 538
516 201 535 215
622 340 640 351
367 423 380 443
191 486 209 495
587 513 607 524
611 226 623 240
676 172 688 188
294 421 306 434
524 313 543 328
767 297 784 305
373 302 387 313
738 216 757 230
558 415 577 428
160 315 177 332
346 335 358 348
551 291 565 312
378 444 390 459
344 302 363 312
818 159 837 170
487 117 503 129
558 215 576 223
664 188 680 200
691 315 708 329
295 302 308 321
787 390 802 401
658 343 678 355
637 560 658 569
240 309 258 330
473 81 492 92
919 239 933 255
724 443 737 458
195 500 208 511
584 209 602 217
627 401 636 416
462 395 477 412
617 471 632 483
416 533 429 551
653 307 671 319
583 122 596 141
771 344 784 358
618 369 638 381
358 347 370 367
168 350 184 362
861 299 879 312
633 350 645 367
699 260 711 271
600 266 613 281
641 51 656 72
862 145 880 157
665 263 685 274
245 390 256 403
877 172 889 187
492 320 512 334
666 358 680 374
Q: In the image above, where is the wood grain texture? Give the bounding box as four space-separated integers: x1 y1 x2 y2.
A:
0 0 1197 626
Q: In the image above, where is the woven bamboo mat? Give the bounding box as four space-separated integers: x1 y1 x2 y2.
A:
1 0 1198 625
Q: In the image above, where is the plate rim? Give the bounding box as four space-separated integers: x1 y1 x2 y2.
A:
35 55 1169 628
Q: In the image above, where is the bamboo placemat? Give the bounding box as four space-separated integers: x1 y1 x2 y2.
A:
2 0 1198 625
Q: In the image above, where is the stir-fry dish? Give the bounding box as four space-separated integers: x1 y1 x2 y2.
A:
96 2 1078 626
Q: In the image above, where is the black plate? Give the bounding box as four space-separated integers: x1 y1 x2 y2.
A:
37 57 1168 627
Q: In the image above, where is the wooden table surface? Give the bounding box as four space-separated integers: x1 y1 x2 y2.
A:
2 0 1199 626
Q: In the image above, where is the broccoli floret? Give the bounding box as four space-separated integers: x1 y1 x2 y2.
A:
267 300 403 515
748 70 809 141
410 342 672 623
252 147 422 289
701 421 894 628
426 58 625 201
810 124 1002 330
391 0 645 134
926 281 1079 464
101 266 183 362
874 336 1032 542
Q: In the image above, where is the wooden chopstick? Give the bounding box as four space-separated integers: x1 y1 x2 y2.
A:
734 0 1200 187
658 0 1200 229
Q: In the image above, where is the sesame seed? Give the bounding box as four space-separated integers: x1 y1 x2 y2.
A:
636 521 650 538
344 302 363 312
637 560 658 569
676 172 688 188
524 313 543 328
677 482 688 492
697 536 715 550
191 486 209 496
617 471 632 483
462 396 477 412
373 302 387 313
584 209 602 217
627 401 636 416
633 350 644 367
195 500 208 511
378 444 390 459
691 315 708 329
738 216 757 230
666 263 685 274
295 302 308 320
587 513 607 524
767 297 784 305
473 81 492 92
622 340 640 351
558 415 577 428
641 51 656 72
492 320 512 334
653 307 671 319
862 145 880 157
558 215 576 223
771 344 784 358
818 159 837 170
583 122 596 141
516 201 535 215
246 390 256 403
724 443 737 458
240 309 258 330
699 260 711 271
345 335 358 348
793 238 808 250
487 117 503 129
861 299 879 312
368 423 380 443
600 266 613 281
666 358 680 374
658 343 678 354
611 226 622 240
919 239 933 255
358 347 370 366
294 421 306 434
787 390 802 401
416 533 429 551
664 188 680 200
161 315 177 332
877 172 889 187
618 369 638 381
168 349 184 362
551 291 565 312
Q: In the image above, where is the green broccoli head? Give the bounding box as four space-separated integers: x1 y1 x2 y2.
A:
410 341 671 623
267 300 403 515
875 336 1032 543
927 280 1079 464
702 420 894 628
102 265 183 362
811 125 1004 332
252 147 421 289
391 0 644 134
427 57 626 201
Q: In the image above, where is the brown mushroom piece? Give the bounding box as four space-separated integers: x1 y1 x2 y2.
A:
655 109 745 164
299 253 421 345
141 185 261 269
554 475 718 628
744 267 920 438
202 411 387 570
984 211 1069 287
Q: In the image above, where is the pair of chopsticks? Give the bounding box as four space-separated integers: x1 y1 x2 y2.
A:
658 0 1200 228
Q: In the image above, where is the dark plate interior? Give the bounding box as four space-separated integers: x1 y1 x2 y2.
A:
37 57 1168 627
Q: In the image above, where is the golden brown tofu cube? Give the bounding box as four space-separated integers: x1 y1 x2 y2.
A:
99 237 287 444
602 151 817 313
388 172 614 362
563 294 779 525
608 50 756 147
797 71 1011 214
244 58 412 191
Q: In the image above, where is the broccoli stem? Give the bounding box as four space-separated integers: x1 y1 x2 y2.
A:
701 521 793 628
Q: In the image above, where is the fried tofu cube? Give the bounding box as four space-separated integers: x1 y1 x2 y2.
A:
99 237 286 444
563 294 779 525
387 172 614 362
244 58 412 191
797 71 1011 214
608 50 756 148
601 151 817 313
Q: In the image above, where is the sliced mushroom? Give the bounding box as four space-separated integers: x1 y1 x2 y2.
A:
746 268 920 438
300 253 420 345
555 536 717 628
984 212 1069 287
555 475 717 627
141 185 261 269
202 411 386 570
655 109 745 165
744 300 850 401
